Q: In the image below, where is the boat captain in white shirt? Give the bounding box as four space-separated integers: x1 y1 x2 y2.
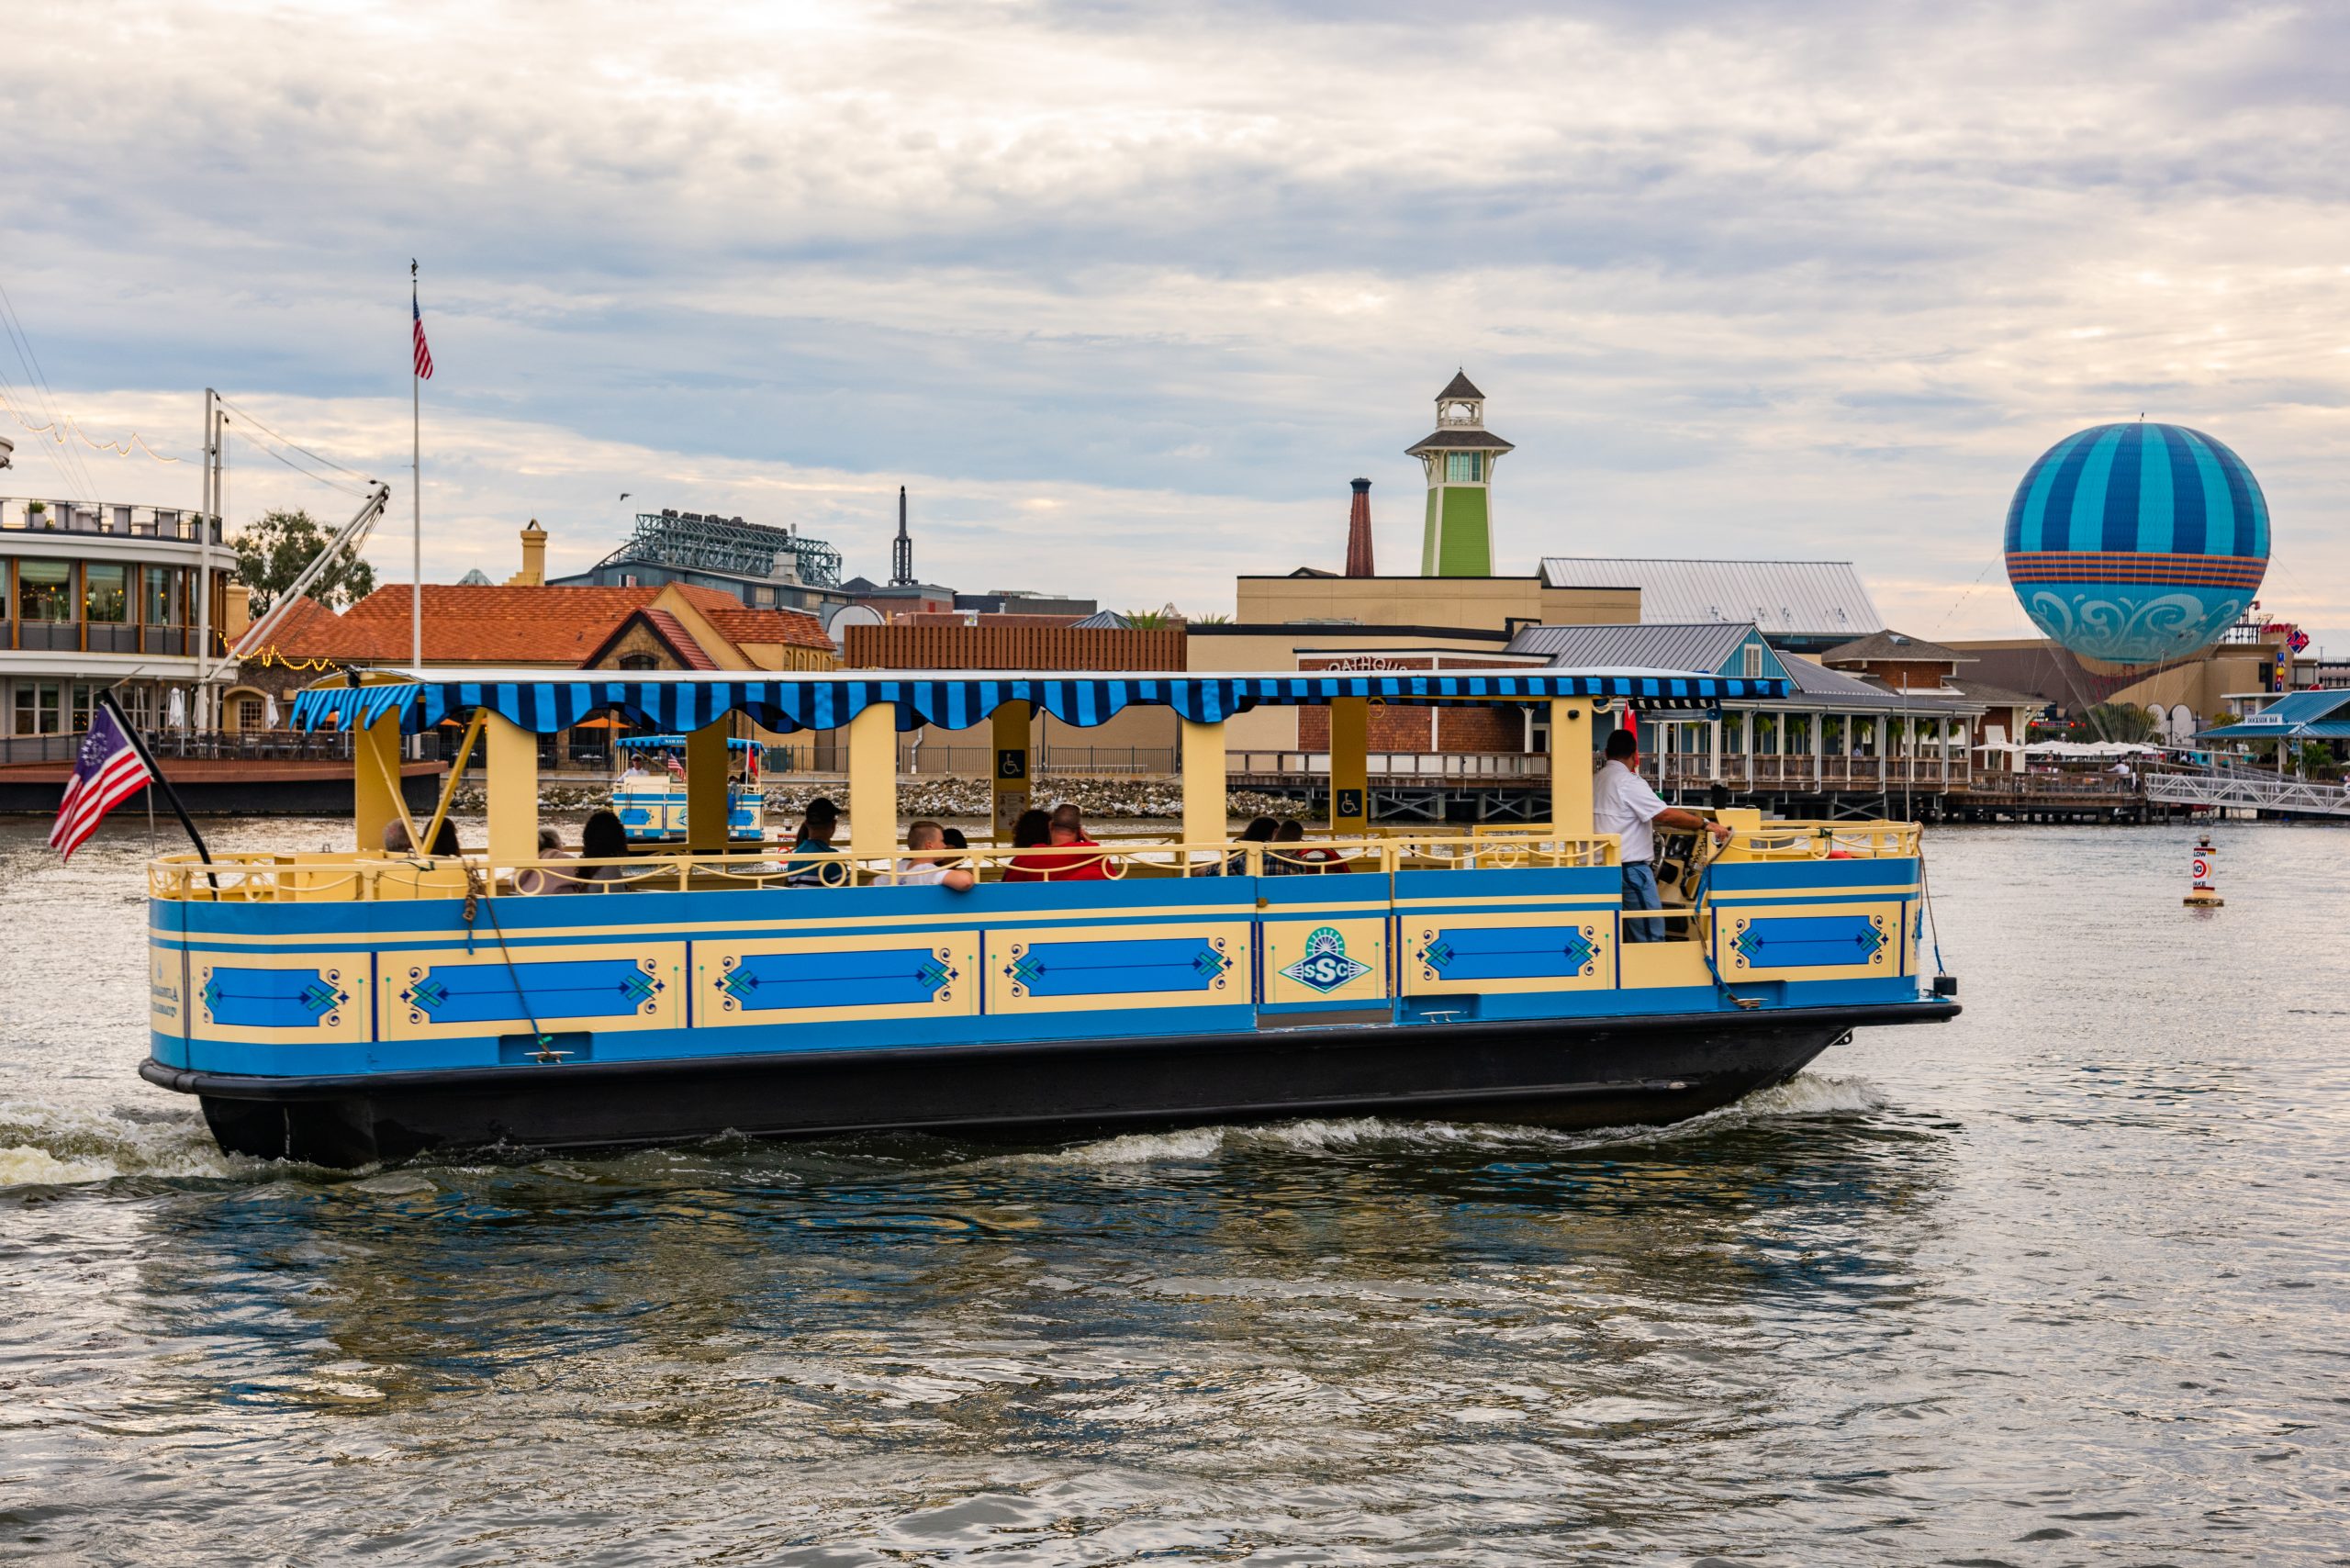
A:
1593 727 1730 942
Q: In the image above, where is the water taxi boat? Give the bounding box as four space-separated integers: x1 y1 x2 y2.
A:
610 734 765 845
139 667 1958 1166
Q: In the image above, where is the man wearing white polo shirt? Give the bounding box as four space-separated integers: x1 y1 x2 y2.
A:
1593 727 1729 942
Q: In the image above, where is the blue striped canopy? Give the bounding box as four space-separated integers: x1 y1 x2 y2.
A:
288 669 1791 736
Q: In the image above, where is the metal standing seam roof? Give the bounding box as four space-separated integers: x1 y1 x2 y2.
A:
2198 688 2350 739
1773 656 1978 713
288 666 1794 737
1504 621 1762 672
1539 557 1886 638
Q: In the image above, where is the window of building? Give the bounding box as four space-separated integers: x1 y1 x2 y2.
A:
1741 644 1764 678
17 561 73 623
1444 452 1483 483
70 684 95 733
618 654 659 671
142 566 185 625
239 698 263 731
84 563 129 623
13 683 62 735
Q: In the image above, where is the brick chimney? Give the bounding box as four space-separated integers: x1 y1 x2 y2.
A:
509 519 548 587
222 581 252 641
1343 478 1375 577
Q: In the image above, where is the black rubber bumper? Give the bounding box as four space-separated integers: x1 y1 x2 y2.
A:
139 999 1960 1105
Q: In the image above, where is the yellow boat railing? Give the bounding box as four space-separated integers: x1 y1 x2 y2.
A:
147 820 1920 903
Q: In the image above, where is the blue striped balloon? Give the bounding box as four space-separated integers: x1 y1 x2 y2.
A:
2003 422 2269 665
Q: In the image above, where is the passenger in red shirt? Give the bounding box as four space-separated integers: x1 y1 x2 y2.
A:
1007 803 1113 881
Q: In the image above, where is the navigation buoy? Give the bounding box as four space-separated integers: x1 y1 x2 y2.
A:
2184 834 2223 907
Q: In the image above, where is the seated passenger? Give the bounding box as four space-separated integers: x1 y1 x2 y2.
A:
999 809 1052 882
1223 816 1278 876
1262 818 1315 876
783 797 848 887
938 826 969 854
515 825 570 895
564 808 636 891
382 820 413 854
427 818 462 857
1007 804 1111 881
1277 818 1351 873
1594 729 1729 942
893 821 976 891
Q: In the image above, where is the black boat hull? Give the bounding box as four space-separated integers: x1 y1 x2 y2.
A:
145 1001 1959 1167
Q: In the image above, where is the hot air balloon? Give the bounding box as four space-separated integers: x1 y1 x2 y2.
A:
2003 422 2268 666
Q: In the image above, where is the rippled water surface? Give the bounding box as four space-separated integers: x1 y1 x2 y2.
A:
2 815 2345 1564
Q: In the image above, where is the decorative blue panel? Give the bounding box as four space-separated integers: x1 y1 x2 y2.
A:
1419 924 1597 983
201 966 353 1030
399 958 666 1025
1003 936 1232 1000
717 946 958 1013
1729 914 1886 969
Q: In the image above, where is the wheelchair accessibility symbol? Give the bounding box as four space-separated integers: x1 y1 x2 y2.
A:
996 748 1028 780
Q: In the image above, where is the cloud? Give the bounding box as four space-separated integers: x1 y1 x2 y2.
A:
0 0 2344 650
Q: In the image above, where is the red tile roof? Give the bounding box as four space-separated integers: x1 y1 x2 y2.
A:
698 605 834 651
641 609 722 670
256 581 833 668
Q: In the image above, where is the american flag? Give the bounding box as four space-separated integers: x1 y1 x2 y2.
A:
50 703 154 861
412 287 435 380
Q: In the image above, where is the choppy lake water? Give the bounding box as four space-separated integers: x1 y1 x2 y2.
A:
1 814 2344 1564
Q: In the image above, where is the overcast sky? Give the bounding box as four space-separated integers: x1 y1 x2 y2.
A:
3 0 2344 648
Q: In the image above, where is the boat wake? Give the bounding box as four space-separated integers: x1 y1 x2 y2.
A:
1024 1072 1896 1168
0 1099 253 1188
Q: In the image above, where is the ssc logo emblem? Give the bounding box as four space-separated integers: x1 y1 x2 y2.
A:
1280 925 1371 994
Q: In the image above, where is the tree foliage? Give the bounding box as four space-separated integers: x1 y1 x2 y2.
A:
2082 702 2159 744
231 510 376 614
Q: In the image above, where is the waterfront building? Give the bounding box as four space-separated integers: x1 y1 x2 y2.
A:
1537 557 1886 654
0 494 226 758
235 524 833 769
953 588 1100 618
1409 372 1514 577
549 506 848 615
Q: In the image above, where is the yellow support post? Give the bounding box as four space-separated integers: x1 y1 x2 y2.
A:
352 711 407 853
484 711 540 866
1328 696 1369 837
1549 699 1594 839
1181 717 1226 872
990 700 1034 844
685 718 731 855
847 700 898 864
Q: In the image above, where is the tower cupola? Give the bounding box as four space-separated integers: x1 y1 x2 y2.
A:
1406 370 1514 576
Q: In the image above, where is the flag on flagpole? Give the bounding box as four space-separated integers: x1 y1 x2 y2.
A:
50 704 156 861
412 288 435 380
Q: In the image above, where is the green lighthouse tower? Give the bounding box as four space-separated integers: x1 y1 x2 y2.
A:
1409 370 1514 577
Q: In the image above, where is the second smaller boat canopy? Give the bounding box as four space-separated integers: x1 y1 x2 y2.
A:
289 666 1792 736
616 734 762 752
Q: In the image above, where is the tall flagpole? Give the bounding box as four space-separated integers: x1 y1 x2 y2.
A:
410 260 422 670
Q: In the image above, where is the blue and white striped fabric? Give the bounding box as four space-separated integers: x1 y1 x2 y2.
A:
288 671 1790 735
2004 421 2268 561
2002 421 2270 665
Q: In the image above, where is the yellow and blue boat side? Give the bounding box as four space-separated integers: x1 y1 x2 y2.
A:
140 666 1955 1163
147 856 1924 1078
